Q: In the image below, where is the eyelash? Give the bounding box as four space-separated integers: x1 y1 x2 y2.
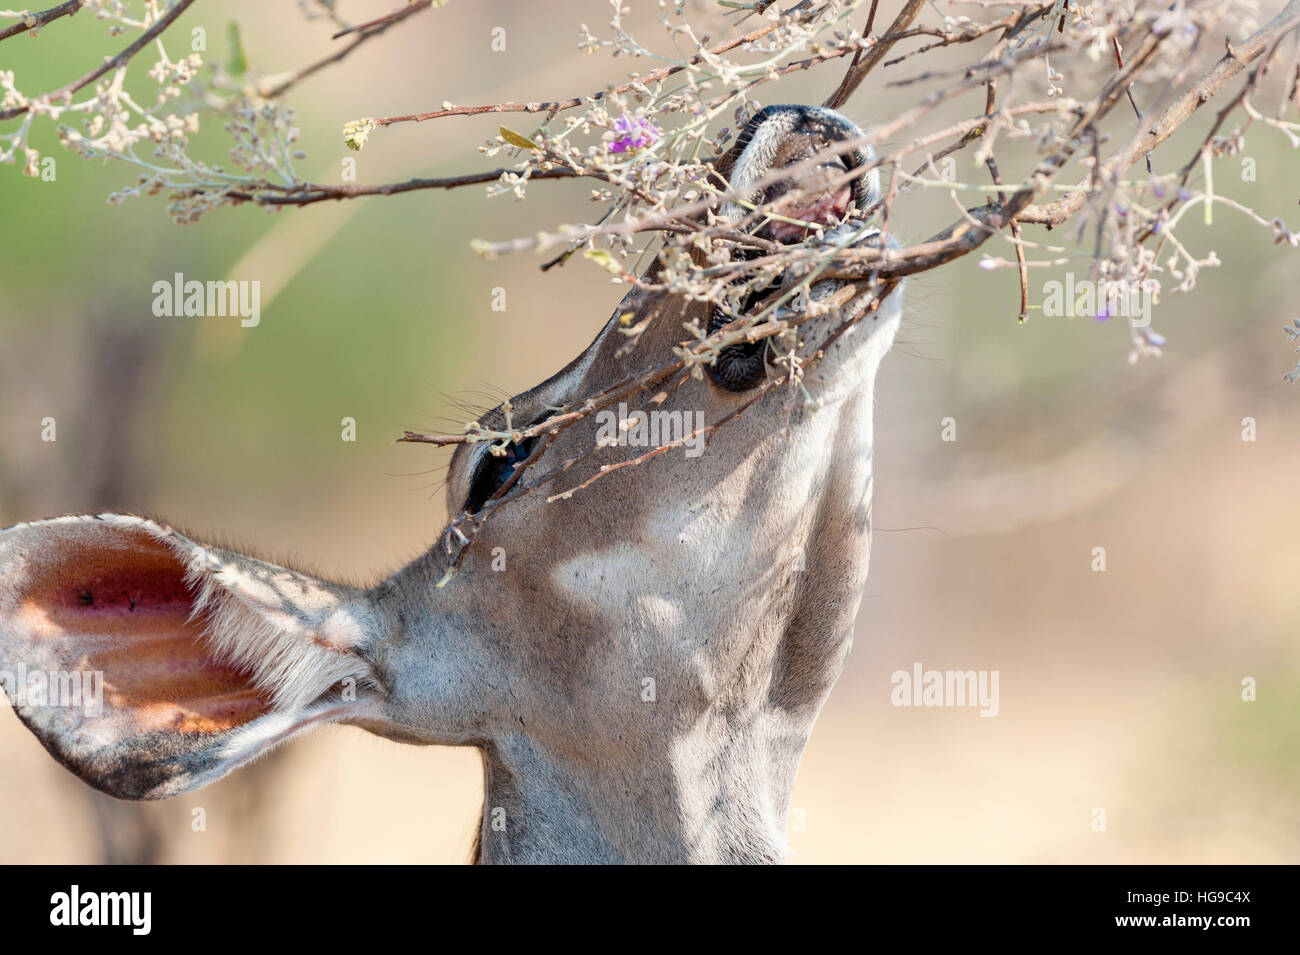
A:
464 435 538 514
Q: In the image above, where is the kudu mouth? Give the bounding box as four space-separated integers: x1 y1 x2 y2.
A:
707 105 878 391
723 104 876 245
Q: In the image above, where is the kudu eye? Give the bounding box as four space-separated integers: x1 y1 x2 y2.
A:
465 435 537 514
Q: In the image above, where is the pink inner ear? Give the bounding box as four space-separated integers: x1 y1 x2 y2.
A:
14 530 271 734
47 563 194 616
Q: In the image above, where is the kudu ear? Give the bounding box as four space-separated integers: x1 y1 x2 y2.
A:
0 514 384 799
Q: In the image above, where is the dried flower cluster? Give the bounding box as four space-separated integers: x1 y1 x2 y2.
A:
5 0 1300 570
4 1 1300 523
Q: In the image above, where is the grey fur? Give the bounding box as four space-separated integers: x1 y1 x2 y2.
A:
0 106 900 864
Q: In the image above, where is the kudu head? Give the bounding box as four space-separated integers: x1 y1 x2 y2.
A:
0 105 901 863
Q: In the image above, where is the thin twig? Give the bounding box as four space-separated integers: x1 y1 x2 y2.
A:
369 0 820 128
262 0 433 99
0 0 197 122
823 0 926 108
0 0 83 43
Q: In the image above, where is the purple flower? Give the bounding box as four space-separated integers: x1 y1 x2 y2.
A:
1178 187 1191 203
608 113 661 154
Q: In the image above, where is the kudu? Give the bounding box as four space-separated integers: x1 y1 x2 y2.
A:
0 105 901 863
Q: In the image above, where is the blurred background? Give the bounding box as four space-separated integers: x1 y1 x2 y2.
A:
0 1 1296 863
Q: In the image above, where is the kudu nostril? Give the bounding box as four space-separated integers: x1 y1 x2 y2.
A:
705 105 884 393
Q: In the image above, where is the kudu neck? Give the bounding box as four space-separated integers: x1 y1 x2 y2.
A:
475 708 820 864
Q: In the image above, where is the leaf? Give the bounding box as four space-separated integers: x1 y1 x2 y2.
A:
499 126 539 150
226 22 248 78
583 249 624 275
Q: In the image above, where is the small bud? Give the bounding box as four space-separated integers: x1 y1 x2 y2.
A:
342 117 375 151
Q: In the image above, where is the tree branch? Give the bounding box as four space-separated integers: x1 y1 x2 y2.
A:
823 0 926 109
0 0 83 43
0 0 195 121
220 167 579 208
368 0 823 128
1019 0 1300 226
261 0 434 100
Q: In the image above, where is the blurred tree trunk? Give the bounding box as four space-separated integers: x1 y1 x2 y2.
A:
0 316 287 863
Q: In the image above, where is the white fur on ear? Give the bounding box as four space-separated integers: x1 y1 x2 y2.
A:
0 513 389 799
89 514 377 713
186 566 376 713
